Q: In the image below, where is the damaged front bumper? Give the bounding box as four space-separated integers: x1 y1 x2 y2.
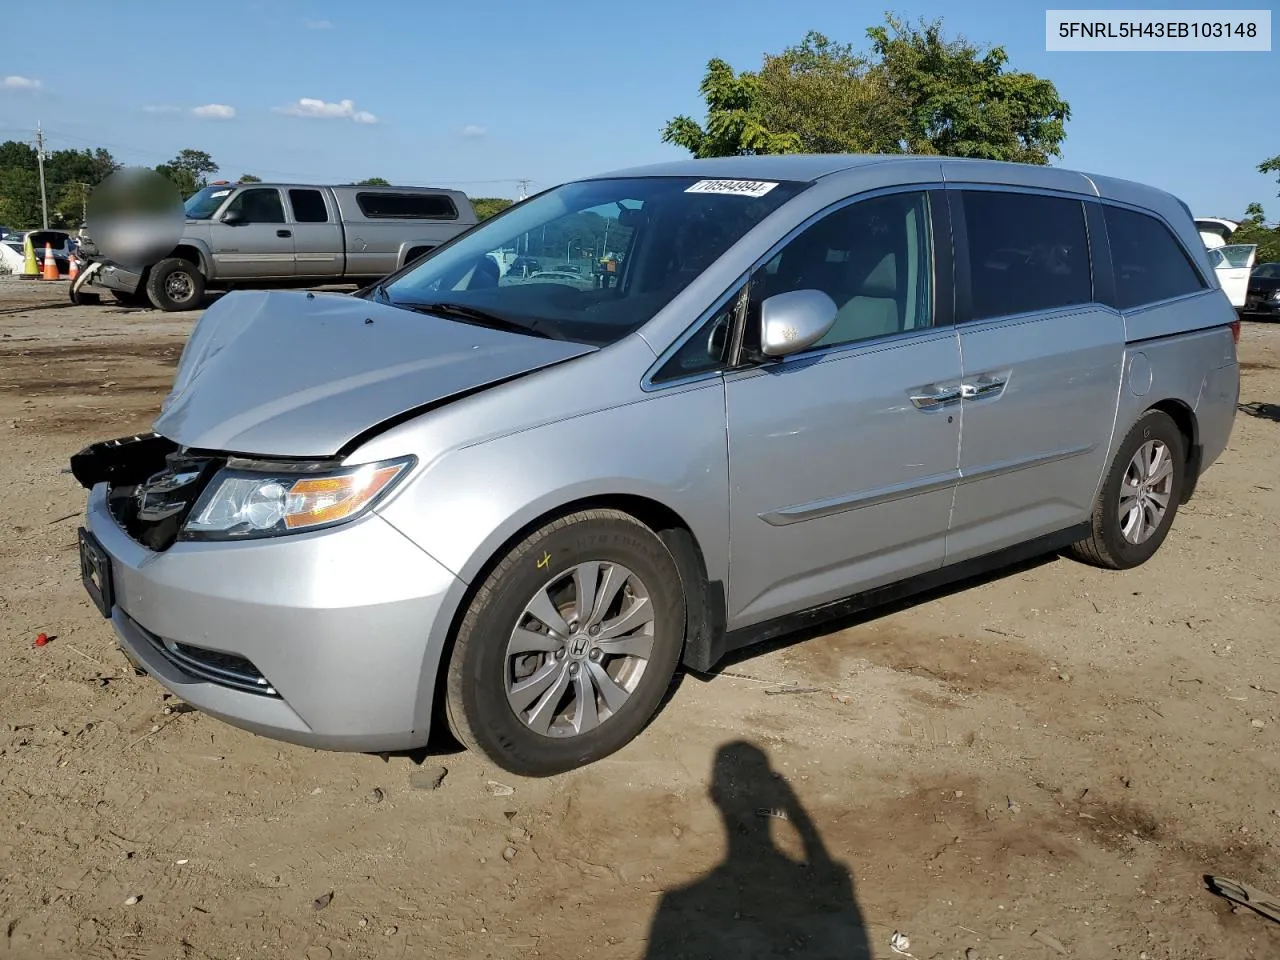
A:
81 258 144 296
69 432 459 753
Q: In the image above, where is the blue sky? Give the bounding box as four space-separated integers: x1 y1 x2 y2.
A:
1 1 1275 216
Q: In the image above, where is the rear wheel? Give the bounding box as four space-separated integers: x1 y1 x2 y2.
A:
145 258 205 312
444 510 686 776
1069 409 1186 569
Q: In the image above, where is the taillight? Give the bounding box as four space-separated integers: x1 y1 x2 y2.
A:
1230 318 1241 344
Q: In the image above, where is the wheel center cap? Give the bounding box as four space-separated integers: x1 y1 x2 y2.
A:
567 634 591 660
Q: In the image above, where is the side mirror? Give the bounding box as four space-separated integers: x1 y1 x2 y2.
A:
759 289 838 358
222 209 244 226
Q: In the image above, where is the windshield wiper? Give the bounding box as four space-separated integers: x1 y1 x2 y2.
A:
399 301 561 340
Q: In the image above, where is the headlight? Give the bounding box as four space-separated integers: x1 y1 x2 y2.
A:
182 456 415 540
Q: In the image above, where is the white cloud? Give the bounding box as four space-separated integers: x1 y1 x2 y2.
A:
192 103 236 119
462 124 487 138
306 18 332 28
3 76 41 90
275 97 378 124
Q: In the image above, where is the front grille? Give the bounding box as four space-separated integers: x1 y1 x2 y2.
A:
132 617 279 697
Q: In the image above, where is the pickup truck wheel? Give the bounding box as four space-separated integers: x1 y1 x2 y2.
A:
444 509 686 776
145 258 205 312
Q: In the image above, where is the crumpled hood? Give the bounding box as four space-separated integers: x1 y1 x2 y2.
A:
154 290 595 457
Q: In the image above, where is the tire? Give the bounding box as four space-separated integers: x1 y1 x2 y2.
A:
445 509 686 776
145 258 205 312
1069 409 1186 570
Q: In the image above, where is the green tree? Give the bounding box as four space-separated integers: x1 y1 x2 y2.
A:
663 16 1070 164
155 149 218 197
755 32 899 154
0 140 38 170
55 180 92 228
0 140 120 228
0 167 42 228
1260 154 1280 195
238 173 262 183
866 15 1069 163
472 196 513 220
662 58 799 157
354 177 390 185
46 147 118 189
1228 202 1280 265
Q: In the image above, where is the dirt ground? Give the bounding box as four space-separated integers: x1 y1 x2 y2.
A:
1 277 1278 960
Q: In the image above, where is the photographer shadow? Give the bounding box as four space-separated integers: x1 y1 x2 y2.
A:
644 740 870 959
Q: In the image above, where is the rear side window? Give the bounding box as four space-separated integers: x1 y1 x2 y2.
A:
356 192 458 220
1104 205 1207 309
960 190 1092 321
289 189 329 223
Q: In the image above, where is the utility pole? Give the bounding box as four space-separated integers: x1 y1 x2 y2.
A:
35 122 50 230
517 178 529 201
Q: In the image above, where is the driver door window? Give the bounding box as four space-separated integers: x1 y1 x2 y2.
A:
751 190 934 350
225 188 286 224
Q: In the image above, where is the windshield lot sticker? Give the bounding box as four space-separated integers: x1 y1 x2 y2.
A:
685 179 779 198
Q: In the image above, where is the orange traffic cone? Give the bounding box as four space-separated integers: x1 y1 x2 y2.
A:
67 252 79 283
41 243 59 281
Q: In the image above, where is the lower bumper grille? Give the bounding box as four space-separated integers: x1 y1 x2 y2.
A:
133 618 279 697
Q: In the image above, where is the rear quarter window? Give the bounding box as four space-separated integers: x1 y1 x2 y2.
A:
355 192 458 220
1103 205 1207 310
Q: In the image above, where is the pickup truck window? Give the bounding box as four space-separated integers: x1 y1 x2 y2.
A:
380 176 808 347
289 189 329 223
225 188 286 224
357 192 458 221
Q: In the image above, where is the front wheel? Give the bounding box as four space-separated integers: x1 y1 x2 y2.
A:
145 258 206 312
1069 409 1186 569
444 510 686 776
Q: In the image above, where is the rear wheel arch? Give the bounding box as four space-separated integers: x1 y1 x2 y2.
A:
172 244 205 270
1148 398 1200 503
403 245 434 268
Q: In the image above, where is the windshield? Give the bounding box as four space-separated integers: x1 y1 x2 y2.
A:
380 176 806 346
184 184 236 220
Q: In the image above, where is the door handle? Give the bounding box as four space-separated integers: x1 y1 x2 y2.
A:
910 386 962 410
960 376 1007 400
276 229 292 238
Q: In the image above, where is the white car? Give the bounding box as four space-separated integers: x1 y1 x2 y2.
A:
1196 217 1256 309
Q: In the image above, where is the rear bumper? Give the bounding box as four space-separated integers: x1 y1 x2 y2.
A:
84 482 464 752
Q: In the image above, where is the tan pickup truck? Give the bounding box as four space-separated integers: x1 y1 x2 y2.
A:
77 182 478 311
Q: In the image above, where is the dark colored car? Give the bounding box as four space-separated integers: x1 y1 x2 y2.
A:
1243 262 1280 320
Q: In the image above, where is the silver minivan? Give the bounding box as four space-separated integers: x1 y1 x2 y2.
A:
73 155 1240 776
